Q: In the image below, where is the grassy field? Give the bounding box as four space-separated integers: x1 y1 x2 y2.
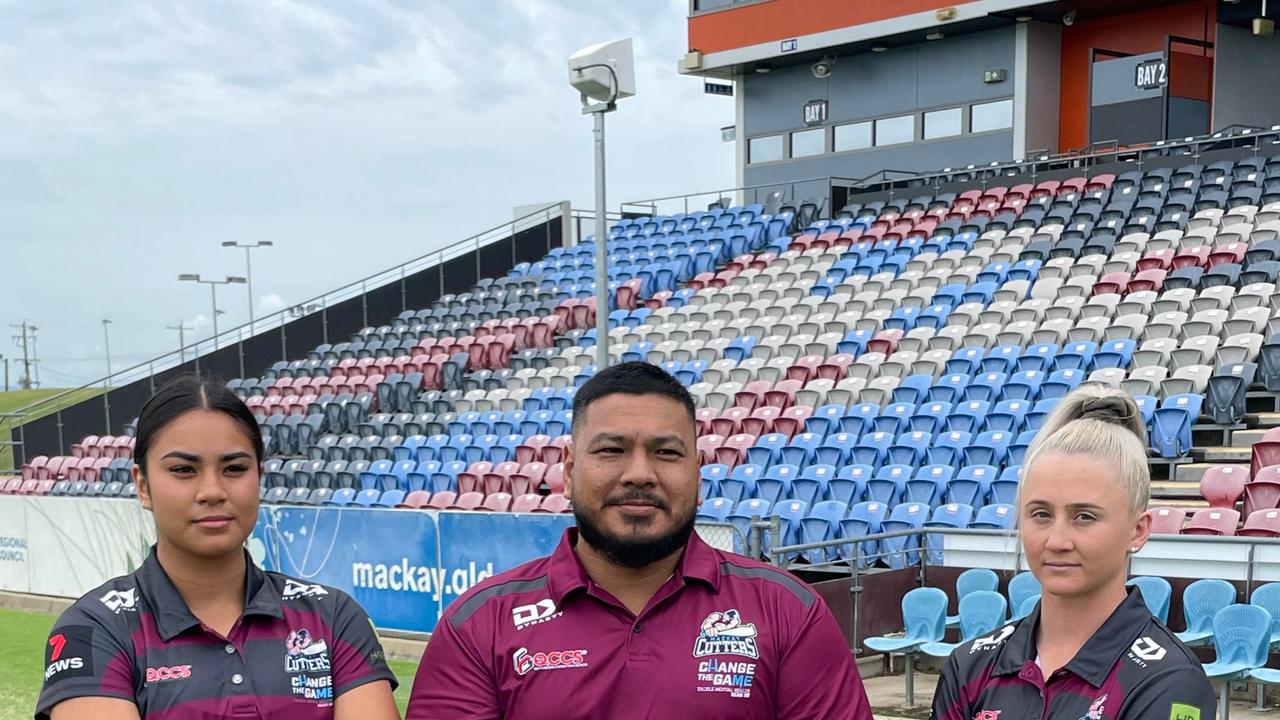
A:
0 388 106 472
0 609 419 719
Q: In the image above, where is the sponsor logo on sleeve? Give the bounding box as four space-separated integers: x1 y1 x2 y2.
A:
1170 703 1200 720
969 625 1015 654
512 599 560 630
282 579 329 600
973 711 1001 720
285 628 334 703
693 610 759 660
44 626 95 682
512 647 589 676
99 588 138 614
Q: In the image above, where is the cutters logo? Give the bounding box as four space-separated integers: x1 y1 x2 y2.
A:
512 647 589 676
512 599 560 630
282 579 328 600
974 711 1001 720
285 629 332 674
99 588 138 614
146 665 192 683
693 609 759 659
969 625 1015 654
1081 693 1108 720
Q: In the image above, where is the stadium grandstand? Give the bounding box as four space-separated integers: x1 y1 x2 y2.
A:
11 0 1280 715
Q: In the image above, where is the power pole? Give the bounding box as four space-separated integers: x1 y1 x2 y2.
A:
166 322 192 364
9 322 37 390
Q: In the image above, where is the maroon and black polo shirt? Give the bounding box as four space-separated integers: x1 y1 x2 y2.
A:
36 548 396 719
932 588 1216 720
407 528 872 719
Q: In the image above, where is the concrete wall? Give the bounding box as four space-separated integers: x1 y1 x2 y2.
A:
1213 23 1280 131
741 27 1016 191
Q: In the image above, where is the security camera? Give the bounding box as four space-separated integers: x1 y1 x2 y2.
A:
811 55 837 79
1062 9 1077 25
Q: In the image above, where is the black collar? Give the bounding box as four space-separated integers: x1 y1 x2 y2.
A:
992 587 1152 687
135 546 284 642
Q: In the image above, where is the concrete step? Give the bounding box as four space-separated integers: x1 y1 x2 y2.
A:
1231 428 1267 448
1174 461 1247 483
1193 446 1251 463
1247 412 1280 429
1150 480 1207 500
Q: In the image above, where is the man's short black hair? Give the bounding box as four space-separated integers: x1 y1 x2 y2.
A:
571 361 697 435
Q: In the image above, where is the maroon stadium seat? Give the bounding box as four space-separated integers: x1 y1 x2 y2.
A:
510 494 543 513
479 492 513 512
1181 508 1241 536
1246 465 1280 517
427 491 457 510
536 494 572 514
1147 507 1187 534
397 490 432 509
1238 509 1280 538
1200 465 1248 509
449 491 485 511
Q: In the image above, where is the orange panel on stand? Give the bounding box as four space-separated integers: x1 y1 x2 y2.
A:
1058 0 1215 152
688 0 978 55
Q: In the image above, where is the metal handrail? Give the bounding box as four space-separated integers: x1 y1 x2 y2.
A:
4 203 572 421
620 125 1280 218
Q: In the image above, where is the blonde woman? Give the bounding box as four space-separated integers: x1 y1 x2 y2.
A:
931 385 1215 720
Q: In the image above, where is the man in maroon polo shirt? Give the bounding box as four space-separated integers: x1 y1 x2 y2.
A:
407 361 872 720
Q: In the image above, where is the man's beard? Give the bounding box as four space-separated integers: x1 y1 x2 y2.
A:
574 495 698 570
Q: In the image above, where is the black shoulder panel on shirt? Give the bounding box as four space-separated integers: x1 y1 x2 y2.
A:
449 576 549 629
719 562 815 608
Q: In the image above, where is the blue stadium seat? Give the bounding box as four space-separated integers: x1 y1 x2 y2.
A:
922 590 1007 657
756 465 798 505
906 465 954 507
965 431 1013 467
880 502 929 569
990 466 1022 505
909 402 951 435
1175 579 1237 646
985 400 1030 433
792 465 835 506
928 431 972 467
800 500 848 563
721 464 762 504
832 465 872 505
874 402 916 435
946 401 989 434
867 465 911 506
697 497 734 523
1151 394 1204 457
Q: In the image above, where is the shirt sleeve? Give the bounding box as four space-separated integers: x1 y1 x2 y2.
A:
405 614 501 720
330 590 399 697
930 651 969 720
773 595 874 720
1118 665 1217 720
35 604 137 720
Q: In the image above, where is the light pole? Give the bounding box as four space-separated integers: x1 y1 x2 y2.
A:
222 241 273 333
166 321 193 364
568 38 635 370
177 274 247 342
101 318 113 388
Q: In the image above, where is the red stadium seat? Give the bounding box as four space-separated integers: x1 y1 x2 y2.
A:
1200 465 1248 509
479 492 513 512
536 494 572 514
1181 508 1240 536
449 491 485 511
1246 466 1280 517
427 491 457 510
544 464 566 494
510 494 543 513
1238 509 1280 538
541 436 571 466
396 490 432 509
1147 507 1187 534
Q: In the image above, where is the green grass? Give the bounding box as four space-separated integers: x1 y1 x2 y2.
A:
0 388 106 472
0 609 55 720
0 609 420 720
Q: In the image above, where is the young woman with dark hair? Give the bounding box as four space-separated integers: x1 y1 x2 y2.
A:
37 375 400 720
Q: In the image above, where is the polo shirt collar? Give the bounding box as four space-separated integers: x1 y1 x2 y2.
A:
137 546 284 642
545 528 722 606
992 587 1151 687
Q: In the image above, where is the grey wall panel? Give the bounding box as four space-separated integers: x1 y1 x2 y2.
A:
743 28 1016 137
1168 97 1210 139
1213 24 1280 131
744 131 1014 193
1091 52 1165 107
1089 98 1164 146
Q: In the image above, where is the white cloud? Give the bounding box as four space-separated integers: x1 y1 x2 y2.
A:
3 0 734 383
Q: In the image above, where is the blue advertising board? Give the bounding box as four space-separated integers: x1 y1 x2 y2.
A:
250 507 574 633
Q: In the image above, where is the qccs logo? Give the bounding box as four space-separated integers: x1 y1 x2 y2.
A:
512 647 588 676
146 665 193 683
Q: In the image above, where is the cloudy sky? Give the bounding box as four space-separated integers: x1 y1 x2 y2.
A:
1 0 734 388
